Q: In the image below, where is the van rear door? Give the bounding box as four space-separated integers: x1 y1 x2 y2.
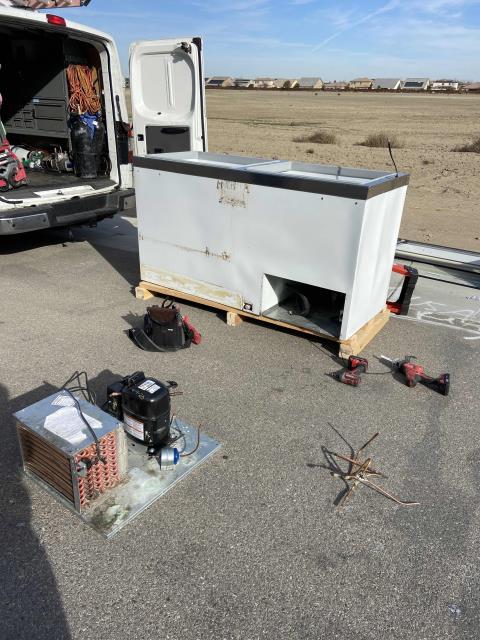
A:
129 37 207 156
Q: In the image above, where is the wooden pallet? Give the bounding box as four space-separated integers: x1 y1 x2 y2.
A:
135 280 390 358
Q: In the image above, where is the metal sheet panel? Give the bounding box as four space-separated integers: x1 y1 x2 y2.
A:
82 421 220 538
14 391 123 456
343 186 407 337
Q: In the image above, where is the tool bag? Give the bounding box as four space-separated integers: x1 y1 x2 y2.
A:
128 299 201 352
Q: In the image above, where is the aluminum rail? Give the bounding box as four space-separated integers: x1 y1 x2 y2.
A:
392 239 480 339
396 239 480 274
395 239 480 289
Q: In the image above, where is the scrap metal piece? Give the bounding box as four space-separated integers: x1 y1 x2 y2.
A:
330 432 419 507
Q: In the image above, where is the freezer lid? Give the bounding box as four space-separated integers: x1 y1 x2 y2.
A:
133 151 409 201
0 0 90 7
129 37 207 156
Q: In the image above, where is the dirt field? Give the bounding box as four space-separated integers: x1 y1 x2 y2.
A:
206 90 480 251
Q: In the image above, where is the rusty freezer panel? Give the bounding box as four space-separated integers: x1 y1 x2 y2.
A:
140 264 244 309
135 162 273 312
135 152 284 314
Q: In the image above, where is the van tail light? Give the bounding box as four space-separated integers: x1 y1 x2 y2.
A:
46 14 67 27
128 123 134 164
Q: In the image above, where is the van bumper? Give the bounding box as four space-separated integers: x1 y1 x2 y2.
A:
0 188 135 235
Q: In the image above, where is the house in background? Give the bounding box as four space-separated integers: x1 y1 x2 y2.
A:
402 78 430 91
350 77 372 90
431 79 460 92
464 82 480 92
323 81 349 91
206 76 235 88
234 78 255 88
283 79 299 89
254 77 276 89
298 77 323 90
372 78 402 91
272 78 289 89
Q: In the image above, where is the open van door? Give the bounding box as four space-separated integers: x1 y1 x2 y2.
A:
129 37 207 156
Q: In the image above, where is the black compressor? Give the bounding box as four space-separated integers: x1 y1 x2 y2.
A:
106 371 178 454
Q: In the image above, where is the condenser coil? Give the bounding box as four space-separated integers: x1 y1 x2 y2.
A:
15 391 128 513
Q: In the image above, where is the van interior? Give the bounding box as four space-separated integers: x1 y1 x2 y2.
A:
0 23 116 199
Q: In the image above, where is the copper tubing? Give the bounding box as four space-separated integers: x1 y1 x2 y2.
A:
74 432 123 507
19 429 70 468
24 462 74 501
19 425 123 510
78 477 87 506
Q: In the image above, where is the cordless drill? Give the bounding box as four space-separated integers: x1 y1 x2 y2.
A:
385 355 450 396
335 355 368 387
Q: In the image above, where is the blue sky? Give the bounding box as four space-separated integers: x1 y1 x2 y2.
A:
53 0 480 80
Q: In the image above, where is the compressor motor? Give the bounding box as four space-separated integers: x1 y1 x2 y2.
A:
106 371 176 453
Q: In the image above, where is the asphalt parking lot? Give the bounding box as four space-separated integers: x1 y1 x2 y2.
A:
1 216 479 640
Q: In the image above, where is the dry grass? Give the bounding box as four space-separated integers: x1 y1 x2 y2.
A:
358 132 402 148
453 137 480 153
293 130 337 144
206 91 480 250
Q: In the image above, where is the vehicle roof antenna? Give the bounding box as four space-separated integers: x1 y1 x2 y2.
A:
387 140 399 177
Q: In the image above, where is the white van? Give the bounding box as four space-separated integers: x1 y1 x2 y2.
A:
0 0 207 234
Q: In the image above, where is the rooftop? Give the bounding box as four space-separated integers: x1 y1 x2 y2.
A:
373 78 402 88
206 76 232 85
298 77 322 85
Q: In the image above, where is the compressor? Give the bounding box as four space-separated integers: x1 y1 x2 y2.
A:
106 371 176 453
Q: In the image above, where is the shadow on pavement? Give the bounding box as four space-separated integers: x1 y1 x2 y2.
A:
0 370 123 639
0 382 72 640
0 215 140 286
0 227 72 254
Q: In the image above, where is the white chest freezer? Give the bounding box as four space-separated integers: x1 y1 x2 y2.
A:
134 151 409 340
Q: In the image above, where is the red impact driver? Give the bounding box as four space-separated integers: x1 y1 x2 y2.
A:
383 355 450 396
335 355 368 387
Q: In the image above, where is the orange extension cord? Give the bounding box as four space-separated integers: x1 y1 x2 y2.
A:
66 64 101 114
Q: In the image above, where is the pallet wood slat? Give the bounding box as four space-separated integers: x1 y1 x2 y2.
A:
338 307 390 359
226 311 243 327
135 286 154 301
135 280 389 356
